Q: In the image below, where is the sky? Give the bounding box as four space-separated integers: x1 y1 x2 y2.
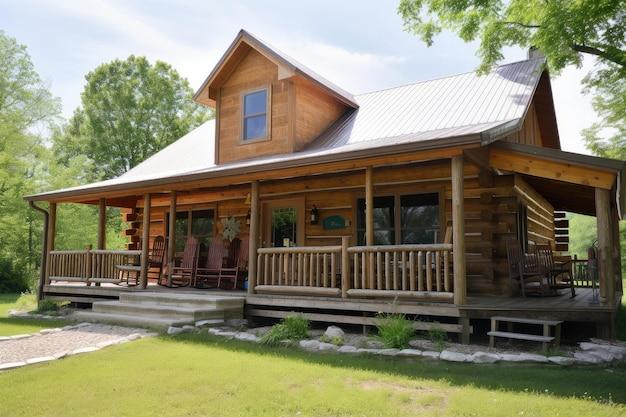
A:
1 0 597 154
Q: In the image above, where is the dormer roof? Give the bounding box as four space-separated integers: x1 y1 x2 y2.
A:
193 29 359 109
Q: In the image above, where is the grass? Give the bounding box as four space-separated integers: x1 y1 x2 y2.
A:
0 293 67 336
0 333 624 417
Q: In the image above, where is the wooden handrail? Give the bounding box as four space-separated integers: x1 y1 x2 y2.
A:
347 244 452 253
258 246 341 254
47 249 142 283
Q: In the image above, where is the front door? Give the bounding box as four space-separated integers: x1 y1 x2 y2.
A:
262 198 305 247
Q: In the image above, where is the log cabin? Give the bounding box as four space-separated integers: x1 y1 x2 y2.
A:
25 30 625 342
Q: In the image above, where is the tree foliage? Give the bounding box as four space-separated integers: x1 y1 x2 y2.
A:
398 0 626 152
56 56 212 178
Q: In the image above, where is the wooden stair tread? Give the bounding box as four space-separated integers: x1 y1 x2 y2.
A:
116 265 141 272
491 316 562 326
487 331 554 343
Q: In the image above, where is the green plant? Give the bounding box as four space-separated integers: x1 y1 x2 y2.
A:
260 315 309 345
427 323 447 351
0 256 30 293
319 334 344 346
37 299 59 313
375 313 414 349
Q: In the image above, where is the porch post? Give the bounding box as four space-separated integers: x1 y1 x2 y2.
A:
365 166 375 288
167 191 177 286
97 198 106 250
140 193 151 289
248 181 260 294
45 202 57 286
451 156 467 305
595 188 614 305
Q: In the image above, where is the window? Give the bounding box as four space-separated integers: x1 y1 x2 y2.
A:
242 89 268 141
167 209 214 252
357 193 440 245
271 207 297 247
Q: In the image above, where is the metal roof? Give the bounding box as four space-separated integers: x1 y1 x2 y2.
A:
26 57 552 201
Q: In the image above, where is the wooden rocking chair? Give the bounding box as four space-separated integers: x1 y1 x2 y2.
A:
219 237 249 290
149 235 166 283
535 244 576 297
168 237 200 287
505 240 549 297
194 240 225 288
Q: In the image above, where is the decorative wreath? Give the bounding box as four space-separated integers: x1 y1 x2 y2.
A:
220 216 241 242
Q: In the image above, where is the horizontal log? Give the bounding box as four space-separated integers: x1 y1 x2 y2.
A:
49 250 89 255
346 289 454 303
49 276 89 282
555 236 569 243
554 219 569 229
347 244 452 253
555 243 569 252
247 309 471 333
91 249 142 256
257 246 341 254
254 285 341 297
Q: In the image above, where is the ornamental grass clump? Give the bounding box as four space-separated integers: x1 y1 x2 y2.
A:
260 315 310 345
375 313 414 349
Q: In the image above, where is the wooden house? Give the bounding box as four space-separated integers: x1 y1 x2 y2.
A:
26 30 625 341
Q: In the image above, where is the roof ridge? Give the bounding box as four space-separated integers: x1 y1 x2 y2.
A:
356 57 545 98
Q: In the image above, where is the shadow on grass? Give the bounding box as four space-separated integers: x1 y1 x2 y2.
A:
169 332 626 405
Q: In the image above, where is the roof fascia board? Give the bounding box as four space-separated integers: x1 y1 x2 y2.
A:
25 134 482 202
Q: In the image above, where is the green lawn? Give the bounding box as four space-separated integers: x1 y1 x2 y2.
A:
0 333 624 417
0 293 67 336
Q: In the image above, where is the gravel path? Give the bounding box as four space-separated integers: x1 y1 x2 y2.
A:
0 324 154 365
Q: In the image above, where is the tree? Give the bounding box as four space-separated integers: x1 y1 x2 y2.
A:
0 31 60 289
57 55 212 178
398 1 626 152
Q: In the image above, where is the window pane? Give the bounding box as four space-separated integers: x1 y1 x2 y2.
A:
356 196 395 245
244 90 267 116
271 207 296 247
243 115 267 140
192 210 214 247
400 194 439 244
174 212 188 252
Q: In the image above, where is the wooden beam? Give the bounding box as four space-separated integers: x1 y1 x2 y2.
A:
167 191 177 286
247 181 259 295
595 188 614 306
365 166 375 289
140 194 151 289
97 198 106 250
490 148 616 189
452 156 467 305
45 202 57 286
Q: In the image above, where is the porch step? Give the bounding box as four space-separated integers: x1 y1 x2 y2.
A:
490 316 562 326
119 292 244 309
92 300 226 321
72 291 245 330
71 310 193 329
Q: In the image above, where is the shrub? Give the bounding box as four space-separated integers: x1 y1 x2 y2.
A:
260 315 310 345
427 323 447 351
37 299 59 312
375 313 414 349
319 334 344 346
0 256 30 293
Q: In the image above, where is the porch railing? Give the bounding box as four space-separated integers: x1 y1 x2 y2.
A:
254 240 454 302
47 249 142 284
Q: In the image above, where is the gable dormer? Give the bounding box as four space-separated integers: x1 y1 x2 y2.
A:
194 30 357 164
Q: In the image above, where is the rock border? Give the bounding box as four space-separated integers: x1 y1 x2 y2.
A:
0 323 157 371
179 323 626 367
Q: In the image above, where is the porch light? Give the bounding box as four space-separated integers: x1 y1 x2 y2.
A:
246 209 251 225
310 205 319 225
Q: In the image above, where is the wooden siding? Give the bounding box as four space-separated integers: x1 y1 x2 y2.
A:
126 158 558 296
502 101 543 146
217 48 291 163
293 76 347 151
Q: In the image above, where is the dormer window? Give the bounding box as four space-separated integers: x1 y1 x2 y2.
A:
242 88 269 141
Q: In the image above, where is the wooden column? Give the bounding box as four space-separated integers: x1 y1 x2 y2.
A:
44 202 57 285
166 191 177 286
140 193 151 289
341 236 350 298
97 198 106 250
247 181 259 295
611 203 622 294
595 188 614 305
451 156 467 305
365 166 375 288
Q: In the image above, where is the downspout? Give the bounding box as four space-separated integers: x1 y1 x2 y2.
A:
28 201 48 302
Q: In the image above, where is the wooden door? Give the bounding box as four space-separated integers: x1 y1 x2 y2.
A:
261 198 305 247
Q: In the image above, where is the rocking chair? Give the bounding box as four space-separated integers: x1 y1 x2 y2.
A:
168 237 200 287
194 240 225 288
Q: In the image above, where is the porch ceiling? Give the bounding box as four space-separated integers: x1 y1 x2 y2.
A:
522 175 596 216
